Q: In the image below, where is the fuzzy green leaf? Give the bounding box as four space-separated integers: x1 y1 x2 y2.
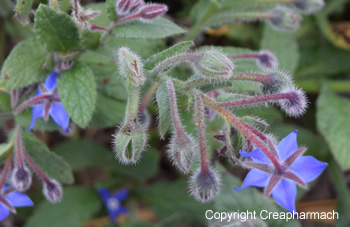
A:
22 131 73 184
58 63 97 128
156 83 171 139
317 84 350 170
15 0 34 23
0 38 48 90
144 41 193 70
25 187 101 227
106 0 117 21
34 4 80 51
113 17 185 39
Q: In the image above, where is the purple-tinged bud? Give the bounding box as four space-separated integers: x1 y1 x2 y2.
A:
194 50 234 80
261 69 293 94
113 122 148 164
116 0 132 16
293 0 324 14
267 7 302 32
42 179 63 203
256 51 278 70
130 0 144 12
118 47 145 87
10 166 32 192
167 134 198 174
278 86 307 117
139 4 168 21
189 166 220 203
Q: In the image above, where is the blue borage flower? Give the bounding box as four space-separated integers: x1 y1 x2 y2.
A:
0 184 33 221
235 131 328 211
97 187 128 223
29 72 69 131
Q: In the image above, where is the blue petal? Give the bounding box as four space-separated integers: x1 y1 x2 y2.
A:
240 148 270 163
97 187 110 203
0 204 10 221
6 191 34 207
272 179 297 212
118 206 128 214
50 103 69 131
277 130 298 161
28 105 45 131
45 72 59 91
109 210 119 223
114 189 128 202
235 169 269 191
290 156 328 183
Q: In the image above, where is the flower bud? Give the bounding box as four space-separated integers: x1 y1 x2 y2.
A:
116 0 132 16
43 179 63 203
113 122 147 164
267 7 302 32
189 166 220 203
167 134 198 174
293 0 324 14
278 86 307 117
130 0 144 12
11 166 32 192
139 4 168 21
261 69 293 94
194 50 234 80
118 47 145 87
256 51 278 69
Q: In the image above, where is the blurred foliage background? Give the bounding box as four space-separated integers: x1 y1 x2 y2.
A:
0 0 350 226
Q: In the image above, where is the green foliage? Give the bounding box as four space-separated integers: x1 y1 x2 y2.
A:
58 63 97 128
25 187 101 227
317 84 350 170
15 0 34 22
34 4 80 51
156 83 171 139
22 131 74 184
0 38 48 90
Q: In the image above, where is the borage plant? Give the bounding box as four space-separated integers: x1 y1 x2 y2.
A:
0 0 329 225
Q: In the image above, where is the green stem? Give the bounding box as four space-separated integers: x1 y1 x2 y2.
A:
296 80 350 93
125 84 140 123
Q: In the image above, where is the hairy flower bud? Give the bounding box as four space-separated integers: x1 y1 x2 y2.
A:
278 86 307 117
189 166 220 203
139 4 168 21
167 134 198 174
293 0 324 14
118 47 145 87
116 0 132 16
43 179 63 203
194 50 234 80
113 122 147 164
130 0 144 12
267 7 302 32
11 166 32 192
256 51 278 70
261 69 293 94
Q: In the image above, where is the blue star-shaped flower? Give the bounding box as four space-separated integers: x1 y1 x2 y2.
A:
235 131 328 212
97 187 128 223
29 72 69 131
0 184 34 221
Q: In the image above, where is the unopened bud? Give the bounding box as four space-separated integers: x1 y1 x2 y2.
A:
261 69 293 94
189 166 220 203
195 50 234 80
11 166 32 192
293 0 324 14
43 179 63 203
139 4 168 21
116 0 132 16
256 51 278 69
267 7 302 32
118 47 145 87
130 0 144 12
113 122 147 164
278 86 307 117
167 134 198 174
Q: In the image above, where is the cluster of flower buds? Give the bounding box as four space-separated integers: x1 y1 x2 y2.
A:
114 0 168 25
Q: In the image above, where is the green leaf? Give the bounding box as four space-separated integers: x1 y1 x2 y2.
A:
261 26 299 73
0 142 13 157
22 131 73 184
156 83 171 139
80 30 101 50
25 187 101 227
140 179 213 224
215 173 300 227
0 38 48 90
86 3 110 27
0 92 11 112
106 0 117 21
58 63 97 128
15 0 34 23
317 84 350 170
113 17 185 39
144 41 193 70
34 4 80 51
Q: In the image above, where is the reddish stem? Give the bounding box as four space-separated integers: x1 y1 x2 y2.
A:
195 93 209 173
15 127 24 169
0 153 13 190
14 94 52 114
22 150 50 183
